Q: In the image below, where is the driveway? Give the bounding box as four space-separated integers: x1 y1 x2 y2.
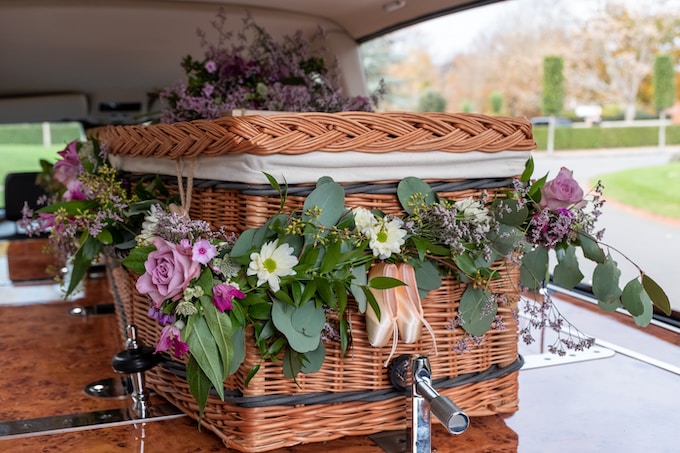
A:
531 146 680 312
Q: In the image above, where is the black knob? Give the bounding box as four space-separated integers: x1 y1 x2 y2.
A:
388 354 411 392
112 346 162 374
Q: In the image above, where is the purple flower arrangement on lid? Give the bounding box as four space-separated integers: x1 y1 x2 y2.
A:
159 11 385 123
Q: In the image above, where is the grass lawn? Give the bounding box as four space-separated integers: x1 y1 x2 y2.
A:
1 144 61 209
593 161 680 220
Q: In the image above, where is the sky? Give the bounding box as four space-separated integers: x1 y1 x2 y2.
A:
392 0 647 65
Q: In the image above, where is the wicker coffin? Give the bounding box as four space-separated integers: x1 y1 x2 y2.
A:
101 112 535 452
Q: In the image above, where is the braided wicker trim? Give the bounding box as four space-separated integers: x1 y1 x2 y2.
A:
97 112 535 159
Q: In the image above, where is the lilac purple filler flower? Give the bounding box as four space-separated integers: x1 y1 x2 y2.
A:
160 11 385 122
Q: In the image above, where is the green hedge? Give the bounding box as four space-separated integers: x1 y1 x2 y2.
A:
0 122 83 145
532 125 680 150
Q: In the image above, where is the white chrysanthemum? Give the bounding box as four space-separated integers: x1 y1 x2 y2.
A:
136 204 162 246
368 217 406 259
247 240 298 292
353 207 378 235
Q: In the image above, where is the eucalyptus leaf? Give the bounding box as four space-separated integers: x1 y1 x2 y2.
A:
492 198 528 226
642 274 671 316
488 224 524 258
632 288 654 327
413 259 441 291
302 180 345 227
520 246 549 289
316 176 336 186
271 299 324 353
621 279 646 317
553 245 584 290
282 348 303 378
458 286 497 337
397 177 436 214
231 228 257 260
578 232 606 263
592 255 622 312
184 316 225 400
300 341 326 373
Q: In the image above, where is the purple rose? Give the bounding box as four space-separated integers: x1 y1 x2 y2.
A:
213 283 245 312
539 167 584 210
136 237 201 308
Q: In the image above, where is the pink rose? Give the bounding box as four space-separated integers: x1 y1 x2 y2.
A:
539 167 584 210
136 237 201 308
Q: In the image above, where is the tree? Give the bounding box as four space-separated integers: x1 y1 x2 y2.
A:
653 54 675 113
490 92 503 115
654 54 675 151
441 0 575 117
417 89 446 112
573 2 680 121
542 56 565 115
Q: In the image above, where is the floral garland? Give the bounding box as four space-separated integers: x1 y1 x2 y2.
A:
25 138 671 417
20 138 167 294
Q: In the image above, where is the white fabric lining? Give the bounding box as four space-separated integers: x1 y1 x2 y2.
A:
108 150 531 185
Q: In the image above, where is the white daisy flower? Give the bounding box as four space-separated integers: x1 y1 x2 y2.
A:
368 217 406 259
353 206 378 235
247 240 298 292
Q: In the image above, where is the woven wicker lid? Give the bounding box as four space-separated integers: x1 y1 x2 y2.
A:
96 112 536 159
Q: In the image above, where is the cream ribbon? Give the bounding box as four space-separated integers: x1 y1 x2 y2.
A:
173 158 196 217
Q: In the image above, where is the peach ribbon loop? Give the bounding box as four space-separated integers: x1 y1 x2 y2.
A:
366 262 438 367
395 262 437 355
366 262 400 367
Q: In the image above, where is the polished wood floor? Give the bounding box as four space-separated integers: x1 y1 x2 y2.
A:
0 239 678 452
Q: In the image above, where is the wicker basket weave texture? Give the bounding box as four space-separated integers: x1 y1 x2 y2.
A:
108 185 521 452
98 112 535 158
103 112 533 452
